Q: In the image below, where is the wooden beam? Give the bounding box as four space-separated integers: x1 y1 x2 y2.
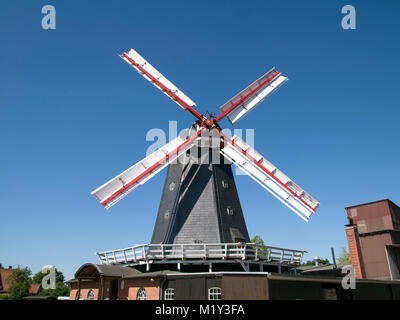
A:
100 277 105 300
77 279 81 300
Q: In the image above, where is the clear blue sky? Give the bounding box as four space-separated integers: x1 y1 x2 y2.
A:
1 0 399 280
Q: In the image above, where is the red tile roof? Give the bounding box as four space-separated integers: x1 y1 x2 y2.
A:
29 283 41 295
0 268 13 292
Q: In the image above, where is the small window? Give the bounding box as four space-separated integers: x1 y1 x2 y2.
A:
121 280 125 289
164 210 171 219
87 290 95 300
169 182 176 191
137 288 147 300
193 239 203 244
222 180 229 189
208 287 222 300
164 288 175 300
226 206 234 215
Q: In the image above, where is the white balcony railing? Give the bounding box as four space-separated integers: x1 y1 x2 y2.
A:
96 243 305 266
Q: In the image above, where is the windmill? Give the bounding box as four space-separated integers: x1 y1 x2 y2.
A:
92 48 319 246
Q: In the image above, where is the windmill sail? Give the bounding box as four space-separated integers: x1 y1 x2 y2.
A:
217 68 288 124
121 49 197 111
220 133 319 221
92 127 203 209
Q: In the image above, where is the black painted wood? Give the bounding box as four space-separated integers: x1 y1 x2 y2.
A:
150 149 250 244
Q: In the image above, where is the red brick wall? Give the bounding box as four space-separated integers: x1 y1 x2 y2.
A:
69 277 161 300
346 226 365 278
124 278 161 300
69 281 101 300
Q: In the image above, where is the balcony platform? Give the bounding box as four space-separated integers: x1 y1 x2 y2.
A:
96 243 306 273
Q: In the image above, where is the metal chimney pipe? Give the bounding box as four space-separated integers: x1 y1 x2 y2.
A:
331 247 338 270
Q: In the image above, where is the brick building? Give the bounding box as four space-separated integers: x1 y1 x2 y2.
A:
68 263 400 300
345 199 400 280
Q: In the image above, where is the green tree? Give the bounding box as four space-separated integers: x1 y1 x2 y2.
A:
6 267 32 300
251 235 265 246
32 268 70 297
302 258 330 266
338 247 351 264
250 235 268 257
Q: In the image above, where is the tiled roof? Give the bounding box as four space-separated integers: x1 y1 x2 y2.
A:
29 283 41 295
0 268 13 292
74 263 142 279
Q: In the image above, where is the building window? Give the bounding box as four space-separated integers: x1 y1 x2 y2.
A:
121 280 125 289
226 206 234 215
164 288 175 300
208 287 222 300
169 182 176 191
87 290 95 300
137 288 147 300
164 210 171 219
222 180 229 189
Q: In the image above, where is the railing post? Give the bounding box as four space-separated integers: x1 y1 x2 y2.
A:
161 244 164 259
123 250 127 263
133 247 137 262
225 243 228 259
255 246 259 261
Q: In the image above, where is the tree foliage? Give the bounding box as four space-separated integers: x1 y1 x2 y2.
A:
338 247 351 264
251 235 268 256
40 282 70 297
302 258 330 266
6 267 32 300
251 235 265 246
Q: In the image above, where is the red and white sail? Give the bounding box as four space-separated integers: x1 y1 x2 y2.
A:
92 127 203 209
216 68 288 124
220 133 319 221
121 49 198 112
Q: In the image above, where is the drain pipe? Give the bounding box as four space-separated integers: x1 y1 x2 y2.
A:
159 274 167 300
